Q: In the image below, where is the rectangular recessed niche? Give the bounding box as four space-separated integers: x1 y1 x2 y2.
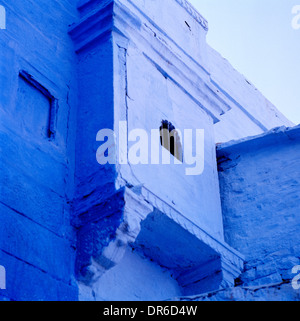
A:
17 70 57 140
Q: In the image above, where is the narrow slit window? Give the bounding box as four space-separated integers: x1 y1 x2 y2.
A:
160 120 183 162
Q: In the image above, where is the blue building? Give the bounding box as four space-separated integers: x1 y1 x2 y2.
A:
0 0 299 301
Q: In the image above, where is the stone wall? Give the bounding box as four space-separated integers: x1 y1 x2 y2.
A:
0 0 78 300
174 283 300 301
217 125 300 297
0 0 297 301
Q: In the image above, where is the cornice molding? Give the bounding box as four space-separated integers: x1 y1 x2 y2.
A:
175 0 208 31
69 1 230 121
69 1 113 53
77 0 208 31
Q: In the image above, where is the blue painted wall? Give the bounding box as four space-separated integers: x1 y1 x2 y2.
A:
0 0 298 301
218 126 300 289
0 0 79 300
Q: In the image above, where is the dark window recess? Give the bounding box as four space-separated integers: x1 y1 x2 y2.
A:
18 70 58 140
160 120 183 162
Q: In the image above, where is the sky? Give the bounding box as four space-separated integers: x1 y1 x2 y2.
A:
189 0 300 125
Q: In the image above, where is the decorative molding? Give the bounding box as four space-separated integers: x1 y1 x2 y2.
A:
142 52 224 123
69 1 114 53
175 0 208 31
70 0 230 121
76 0 208 31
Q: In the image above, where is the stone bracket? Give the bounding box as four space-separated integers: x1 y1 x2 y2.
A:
75 188 153 285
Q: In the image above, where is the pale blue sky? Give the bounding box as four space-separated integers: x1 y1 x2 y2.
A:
189 0 300 125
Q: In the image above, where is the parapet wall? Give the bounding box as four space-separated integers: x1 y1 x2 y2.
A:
217 125 300 289
208 46 295 143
